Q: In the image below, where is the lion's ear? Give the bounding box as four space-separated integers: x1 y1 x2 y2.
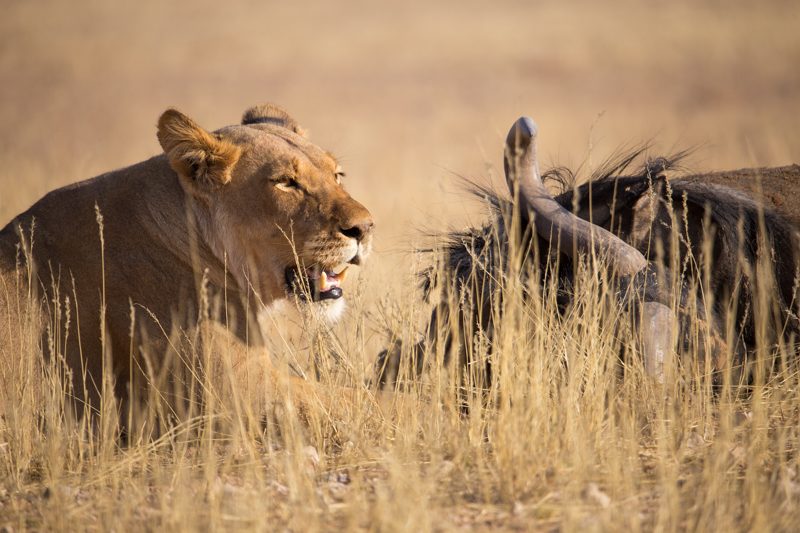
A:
157 109 241 191
241 104 307 137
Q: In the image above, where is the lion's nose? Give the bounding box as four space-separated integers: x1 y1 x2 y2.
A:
339 219 374 242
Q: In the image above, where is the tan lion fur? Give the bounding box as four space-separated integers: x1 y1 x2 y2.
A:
0 104 374 420
157 109 242 191
241 103 307 136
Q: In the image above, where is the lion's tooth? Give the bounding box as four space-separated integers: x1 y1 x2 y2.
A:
319 271 329 291
338 267 348 283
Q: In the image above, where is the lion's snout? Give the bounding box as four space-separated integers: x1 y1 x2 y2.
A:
336 201 374 265
337 203 374 241
339 219 374 243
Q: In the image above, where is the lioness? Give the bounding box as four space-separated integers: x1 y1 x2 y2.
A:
0 104 374 416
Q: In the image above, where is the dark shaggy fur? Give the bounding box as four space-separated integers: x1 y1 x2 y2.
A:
377 152 800 388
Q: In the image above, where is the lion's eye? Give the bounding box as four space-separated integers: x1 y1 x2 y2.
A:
275 175 302 192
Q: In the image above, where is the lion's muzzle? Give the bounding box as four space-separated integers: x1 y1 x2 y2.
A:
285 264 349 302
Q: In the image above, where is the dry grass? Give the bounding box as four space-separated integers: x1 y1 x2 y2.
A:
2 0 800 531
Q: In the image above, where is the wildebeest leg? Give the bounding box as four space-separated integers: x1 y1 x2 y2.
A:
374 338 425 389
374 303 458 389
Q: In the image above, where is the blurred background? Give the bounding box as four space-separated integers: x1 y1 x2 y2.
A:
1 0 798 302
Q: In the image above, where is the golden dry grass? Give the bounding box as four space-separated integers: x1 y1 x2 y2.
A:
1 0 800 531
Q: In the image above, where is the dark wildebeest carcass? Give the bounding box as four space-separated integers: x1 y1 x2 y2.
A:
377 117 800 390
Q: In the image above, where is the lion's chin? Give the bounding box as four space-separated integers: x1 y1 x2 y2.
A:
257 296 346 329
307 297 346 324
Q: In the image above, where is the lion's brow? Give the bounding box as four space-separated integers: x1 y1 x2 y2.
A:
253 128 337 177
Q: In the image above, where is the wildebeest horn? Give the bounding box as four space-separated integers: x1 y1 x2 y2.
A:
504 117 648 277
504 116 674 379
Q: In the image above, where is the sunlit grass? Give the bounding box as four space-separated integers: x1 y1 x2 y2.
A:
2 0 800 530
3 193 800 531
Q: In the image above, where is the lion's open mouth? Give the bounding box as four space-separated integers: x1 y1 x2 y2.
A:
285 265 349 302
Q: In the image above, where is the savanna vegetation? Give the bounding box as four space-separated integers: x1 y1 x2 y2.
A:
2 0 799 530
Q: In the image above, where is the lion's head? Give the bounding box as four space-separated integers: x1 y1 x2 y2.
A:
157 104 374 321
